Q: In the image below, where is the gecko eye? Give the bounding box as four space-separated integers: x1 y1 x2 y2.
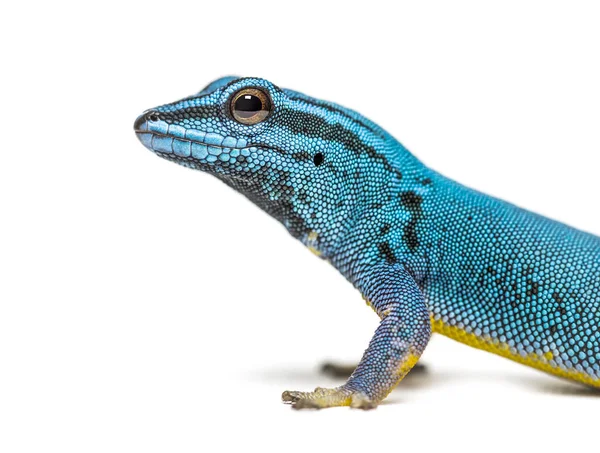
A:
230 88 271 125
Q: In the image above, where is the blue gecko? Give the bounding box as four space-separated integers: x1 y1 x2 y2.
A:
134 76 600 409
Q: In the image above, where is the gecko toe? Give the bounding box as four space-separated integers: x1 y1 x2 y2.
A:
281 390 301 403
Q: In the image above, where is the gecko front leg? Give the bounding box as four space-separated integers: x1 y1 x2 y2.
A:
282 264 431 409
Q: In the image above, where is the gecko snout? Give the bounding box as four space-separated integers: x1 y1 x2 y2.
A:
133 113 147 132
134 111 169 152
133 111 162 133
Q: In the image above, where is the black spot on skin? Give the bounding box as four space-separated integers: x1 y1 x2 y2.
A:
552 292 563 304
467 215 473 221
421 178 432 186
313 152 324 166
400 192 422 207
486 266 496 275
310 212 317 219
558 306 567 316
399 191 423 252
336 200 344 208
380 223 391 235
550 325 558 335
377 242 398 264
370 202 384 209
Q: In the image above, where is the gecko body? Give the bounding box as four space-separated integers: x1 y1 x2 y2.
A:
135 76 600 408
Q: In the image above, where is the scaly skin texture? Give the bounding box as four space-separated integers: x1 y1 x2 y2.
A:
134 76 600 409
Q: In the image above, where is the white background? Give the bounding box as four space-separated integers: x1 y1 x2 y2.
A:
2 1 600 452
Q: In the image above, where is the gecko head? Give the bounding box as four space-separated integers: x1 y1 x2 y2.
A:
134 76 383 254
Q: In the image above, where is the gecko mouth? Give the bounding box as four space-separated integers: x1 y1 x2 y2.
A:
134 122 257 184
135 129 251 163
133 112 252 165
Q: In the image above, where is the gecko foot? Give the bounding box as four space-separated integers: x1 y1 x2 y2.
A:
282 386 376 410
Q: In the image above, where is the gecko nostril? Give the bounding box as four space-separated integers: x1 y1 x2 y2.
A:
147 112 160 122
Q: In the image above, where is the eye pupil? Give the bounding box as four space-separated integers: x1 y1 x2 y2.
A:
234 95 263 118
313 153 324 166
231 88 271 125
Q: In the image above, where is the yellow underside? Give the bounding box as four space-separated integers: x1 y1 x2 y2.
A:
430 316 600 388
399 352 421 377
